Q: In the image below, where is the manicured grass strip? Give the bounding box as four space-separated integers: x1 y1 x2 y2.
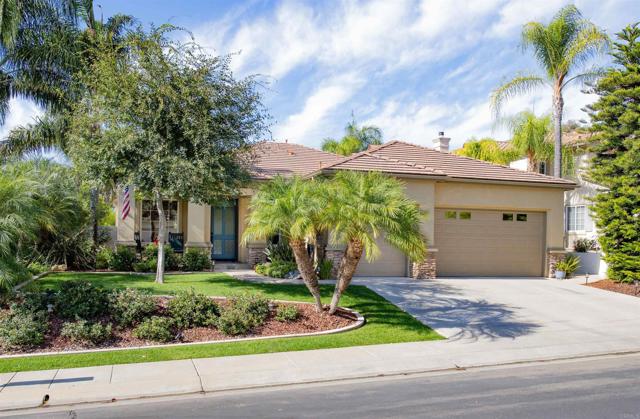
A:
0 273 442 372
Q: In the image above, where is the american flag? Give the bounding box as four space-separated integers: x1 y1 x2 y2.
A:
122 186 131 220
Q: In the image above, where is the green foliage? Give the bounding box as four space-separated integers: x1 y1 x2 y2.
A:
454 137 517 165
27 261 49 276
109 246 136 271
574 238 598 253
60 320 113 345
274 304 300 322
218 293 270 336
109 289 157 327
0 310 47 350
555 255 580 277
321 117 383 156
182 248 211 272
143 244 182 271
588 24 640 283
318 259 334 280
167 289 220 329
264 240 294 263
257 261 297 278
55 280 109 320
133 316 176 342
99 207 116 226
12 292 50 315
95 247 114 269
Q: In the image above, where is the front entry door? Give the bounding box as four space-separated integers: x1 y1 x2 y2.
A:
210 201 237 260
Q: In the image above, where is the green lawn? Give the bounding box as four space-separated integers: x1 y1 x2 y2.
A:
0 272 442 372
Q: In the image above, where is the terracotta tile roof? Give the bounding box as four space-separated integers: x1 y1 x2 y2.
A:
249 141 343 179
321 140 575 187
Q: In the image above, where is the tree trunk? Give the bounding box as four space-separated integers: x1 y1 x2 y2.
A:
552 90 564 178
290 239 323 312
329 239 364 314
90 188 99 253
155 192 166 284
527 151 536 172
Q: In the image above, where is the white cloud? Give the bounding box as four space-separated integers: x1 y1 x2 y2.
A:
0 98 42 140
274 73 364 143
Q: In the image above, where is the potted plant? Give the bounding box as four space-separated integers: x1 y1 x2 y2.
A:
554 255 580 279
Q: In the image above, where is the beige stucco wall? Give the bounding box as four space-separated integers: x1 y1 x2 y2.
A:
237 195 251 263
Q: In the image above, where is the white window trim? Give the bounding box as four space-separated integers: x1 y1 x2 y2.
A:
140 199 181 243
566 205 586 232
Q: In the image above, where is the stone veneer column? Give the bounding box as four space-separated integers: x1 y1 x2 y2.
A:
247 241 267 267
324 244 346 279
547 249 567 278
411 249 438 280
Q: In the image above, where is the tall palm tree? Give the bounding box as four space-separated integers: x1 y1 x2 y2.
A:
508 111 553 172
242 176 326 312
324 171 426 314
321 117 383 156
491 5 608 178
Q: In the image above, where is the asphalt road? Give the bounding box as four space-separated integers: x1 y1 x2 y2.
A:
8 353 640 419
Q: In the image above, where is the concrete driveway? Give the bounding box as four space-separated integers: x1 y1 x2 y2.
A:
355 276 640 351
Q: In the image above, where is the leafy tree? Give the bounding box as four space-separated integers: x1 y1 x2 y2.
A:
67 27 268 283
453 137 517 165
321 117 383 156
243 176 325 311
324 171 426 313
491 5 609 178
588 23 640 283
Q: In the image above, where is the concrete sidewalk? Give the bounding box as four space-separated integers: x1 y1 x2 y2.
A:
1 275 640 412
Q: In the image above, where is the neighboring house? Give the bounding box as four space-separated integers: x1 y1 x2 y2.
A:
115 135 575 278
506 131 601 249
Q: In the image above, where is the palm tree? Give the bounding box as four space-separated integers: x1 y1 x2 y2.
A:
508 111 554 172
491 5 608 178
324 171 427 314
321 117 383 156
453 137 517 165
242 176 326 312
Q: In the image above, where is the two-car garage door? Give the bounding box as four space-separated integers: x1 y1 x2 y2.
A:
435 209 544 277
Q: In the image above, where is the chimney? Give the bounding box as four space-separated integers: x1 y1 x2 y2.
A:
433 131 450 153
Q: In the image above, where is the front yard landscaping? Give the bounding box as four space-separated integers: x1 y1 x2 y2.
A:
586 279 640 297
0 272 442 372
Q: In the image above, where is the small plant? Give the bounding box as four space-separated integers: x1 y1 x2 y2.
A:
109 246 136 271
11 292 51 315
264 240 294 263
167 289 220 329
109 289 157 327
555 255 580 277
182 248 211 271
61 320 113 345
143 244 181 271
95 247 114 269
574 238 597 253
55 280 109 320
318 259 333 280
133 316 176 342
258 261 297 278
275 304 300 322
132 261 152 272
27 261 49 276
0 310 47 350
218 293 271 336
231 293 270 323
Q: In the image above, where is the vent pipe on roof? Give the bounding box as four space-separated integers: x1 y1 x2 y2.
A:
433 132 451 153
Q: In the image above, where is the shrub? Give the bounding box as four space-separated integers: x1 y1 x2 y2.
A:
217 293 271 336
109 246 136 271
109 289 157 327
217 307 252 336
60 320 113 345
27 261 49 276
574 238 598 253
168 289 220 329
133 316 176 342
275 305 300 322
318 259 333 280
95 247 114 269
132 261 152 272
259 261 297 278
11 292 51 315
143 244 181 271
0 310 47 350
264 240 294 263
556 255 581 277
255 262 269 275
182 248 211 271
55 280 109 320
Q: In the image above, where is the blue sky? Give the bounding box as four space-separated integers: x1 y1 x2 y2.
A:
2 0 638 150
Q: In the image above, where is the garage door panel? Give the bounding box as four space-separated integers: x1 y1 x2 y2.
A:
435 209 544 277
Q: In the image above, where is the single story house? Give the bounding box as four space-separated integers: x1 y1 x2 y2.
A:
115 135 576 278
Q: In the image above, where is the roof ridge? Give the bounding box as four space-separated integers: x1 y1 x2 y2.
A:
259 140 342 158
319 140 401 170
358 146 448 175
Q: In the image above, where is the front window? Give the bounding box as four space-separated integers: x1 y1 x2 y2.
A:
566 205 585 231
141 200 179 242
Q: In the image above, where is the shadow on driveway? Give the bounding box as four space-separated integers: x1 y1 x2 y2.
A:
357 278 541 342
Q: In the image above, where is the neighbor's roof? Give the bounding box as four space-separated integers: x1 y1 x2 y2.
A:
249 141 344 179
319 140 575 187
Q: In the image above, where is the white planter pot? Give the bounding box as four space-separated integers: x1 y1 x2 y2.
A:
555 270 566 280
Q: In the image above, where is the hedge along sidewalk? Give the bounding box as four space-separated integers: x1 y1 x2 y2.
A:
1 272 442 373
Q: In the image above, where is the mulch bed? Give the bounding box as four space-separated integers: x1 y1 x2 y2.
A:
585 279 640 297
1 298 356 356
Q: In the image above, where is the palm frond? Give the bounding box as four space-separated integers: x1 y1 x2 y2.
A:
491 74 547 118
